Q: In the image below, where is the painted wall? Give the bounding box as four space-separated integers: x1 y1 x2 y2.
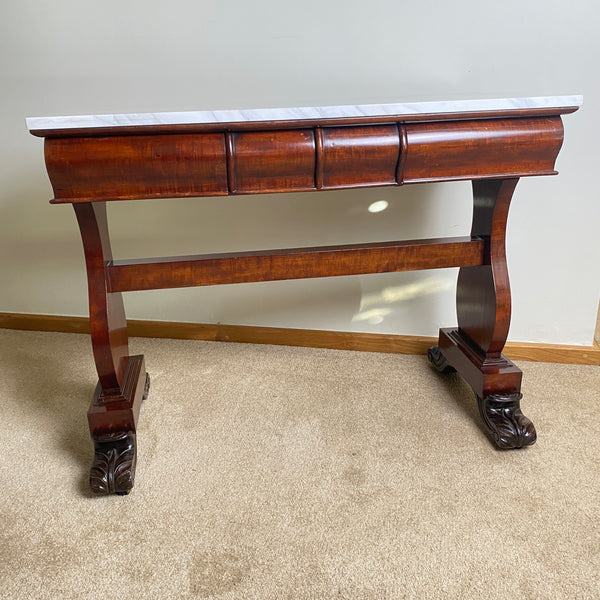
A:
1 0 598 345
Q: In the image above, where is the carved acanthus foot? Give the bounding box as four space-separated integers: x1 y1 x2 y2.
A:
477 393 537 449
90 431 137 495
427 346 456 374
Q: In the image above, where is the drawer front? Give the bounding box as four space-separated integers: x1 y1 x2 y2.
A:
230 129 316 193
402 117 564 183
46 133 228 202
320 125 400 188
45 118 564 203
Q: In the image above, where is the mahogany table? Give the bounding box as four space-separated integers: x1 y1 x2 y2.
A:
27 96 581 495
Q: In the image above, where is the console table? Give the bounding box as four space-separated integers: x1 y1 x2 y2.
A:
27 96 581 495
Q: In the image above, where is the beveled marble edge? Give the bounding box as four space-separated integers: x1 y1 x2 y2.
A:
26 95 583 131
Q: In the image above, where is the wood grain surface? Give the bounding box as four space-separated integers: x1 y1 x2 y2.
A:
1 312 597 365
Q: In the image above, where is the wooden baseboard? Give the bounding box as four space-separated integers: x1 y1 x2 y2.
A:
1 312 598 365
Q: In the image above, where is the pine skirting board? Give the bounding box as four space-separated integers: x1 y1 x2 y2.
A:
1 312 598 365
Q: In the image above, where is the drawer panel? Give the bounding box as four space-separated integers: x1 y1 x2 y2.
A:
321 125 400 188
230 129 316 193
402 117 564 182
46 133 228 202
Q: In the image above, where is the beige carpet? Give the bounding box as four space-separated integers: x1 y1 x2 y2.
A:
0 328 598 599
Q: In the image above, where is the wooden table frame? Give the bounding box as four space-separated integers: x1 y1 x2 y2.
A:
28 97 581 495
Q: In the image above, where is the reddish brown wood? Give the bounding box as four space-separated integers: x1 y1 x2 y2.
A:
107 236 485 293
87 355 147 444
46 117 566 204
225 132 236 193
437 328 522 398
321 125 400 188
314 127 325 190
87 357 149 494
397 125 408 183
402 117 563 183
73 202 129 394
456 179 518 357
46 133 228 202
428 179 537 449
230 129 316 193
74 202 150 493
432 328 536 449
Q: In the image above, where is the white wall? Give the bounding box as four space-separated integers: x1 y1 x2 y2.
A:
1 0 598 345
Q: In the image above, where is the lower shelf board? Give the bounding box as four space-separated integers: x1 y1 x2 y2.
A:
1 311 598 365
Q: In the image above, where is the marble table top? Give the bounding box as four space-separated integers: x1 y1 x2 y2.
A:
27 96 582 133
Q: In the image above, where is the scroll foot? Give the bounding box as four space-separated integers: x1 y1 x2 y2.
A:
427 346 456 374
477 393 537 449
89 431 137 495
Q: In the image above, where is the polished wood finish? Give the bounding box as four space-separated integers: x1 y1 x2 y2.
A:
403 117 563 182
321 125 400 188
432 328 536 449
29 98 579 494
457 178 518 356
46 134 228 201
72 201 148 493
477 392 536 450
107 236 485 293
230 129 315 193
89 370 150 495
428 177 530 444
73 202 128 393
45 117 565 204
3 312 600 365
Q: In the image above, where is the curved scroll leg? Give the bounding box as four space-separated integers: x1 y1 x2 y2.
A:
427 346 456 374
90 431 137 495
74 202 148 495
433 179 537 449
477 393 537 449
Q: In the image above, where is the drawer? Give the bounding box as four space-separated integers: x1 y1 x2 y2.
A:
320 124 400 188
401 117 564 183
229 129 316 193
46 133 228 202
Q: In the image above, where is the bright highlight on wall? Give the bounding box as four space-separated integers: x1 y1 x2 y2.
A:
367 200 389 213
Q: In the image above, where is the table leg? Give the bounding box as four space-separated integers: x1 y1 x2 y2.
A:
74 202 149 494
428 178 536 448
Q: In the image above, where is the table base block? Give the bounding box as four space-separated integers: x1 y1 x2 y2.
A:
87 356 149 494
429 328 536 449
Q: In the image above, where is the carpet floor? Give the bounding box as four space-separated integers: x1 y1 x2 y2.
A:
0 328 598 599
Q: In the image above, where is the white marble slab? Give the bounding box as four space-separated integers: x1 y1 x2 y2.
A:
26 96 583 132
